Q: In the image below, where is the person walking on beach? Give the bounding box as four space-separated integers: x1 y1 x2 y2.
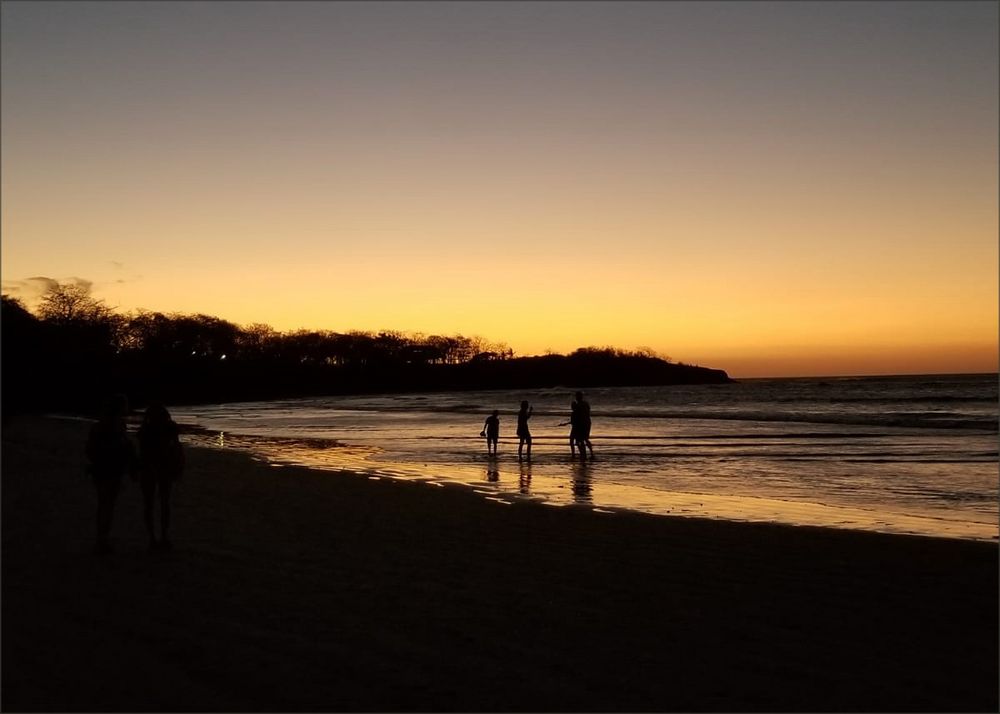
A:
481 409 500 456
574 391 595 458
85 393 135 554
136 403 185 550
516 400 533 460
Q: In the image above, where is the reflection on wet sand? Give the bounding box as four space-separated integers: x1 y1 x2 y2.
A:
518 462 532 495
174 425 998 541
570 459 593 504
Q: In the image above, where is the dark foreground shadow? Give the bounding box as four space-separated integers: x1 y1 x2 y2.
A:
3 415 997 712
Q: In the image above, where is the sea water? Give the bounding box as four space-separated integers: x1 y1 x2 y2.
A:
170 374 999 541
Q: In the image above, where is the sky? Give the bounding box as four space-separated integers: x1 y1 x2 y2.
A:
2 1 997 378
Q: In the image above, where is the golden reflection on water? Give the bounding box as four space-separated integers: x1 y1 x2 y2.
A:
179 429 998 541
570 460 593 505
518 462 532 495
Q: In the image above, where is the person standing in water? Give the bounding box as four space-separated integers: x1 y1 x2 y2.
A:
574 390 595 458
136 403 185 550
516 400 533 460
560 399 580 457
481 409 500 456
85 393 135 554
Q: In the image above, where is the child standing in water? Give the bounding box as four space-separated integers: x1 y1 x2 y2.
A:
516 400 533 460
481 410 500 456
574 391 595 458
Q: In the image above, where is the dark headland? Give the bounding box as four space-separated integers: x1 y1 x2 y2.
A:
2 293 731 411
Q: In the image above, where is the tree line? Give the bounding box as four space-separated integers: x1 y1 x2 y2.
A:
2 282 730 415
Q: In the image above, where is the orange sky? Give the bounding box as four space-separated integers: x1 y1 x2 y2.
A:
2 2 997 377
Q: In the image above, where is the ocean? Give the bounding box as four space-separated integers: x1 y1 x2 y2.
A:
170 373 999 541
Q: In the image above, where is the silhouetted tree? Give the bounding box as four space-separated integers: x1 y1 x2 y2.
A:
2 295 47 414
5 292 729 413
2 294 36 329
237 323 278 360
14 283 125 409
37 282 113 325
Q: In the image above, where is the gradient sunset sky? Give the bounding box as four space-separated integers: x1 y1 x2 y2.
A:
2 1 997 377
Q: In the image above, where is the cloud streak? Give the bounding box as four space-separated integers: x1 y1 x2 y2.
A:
1 276 93 306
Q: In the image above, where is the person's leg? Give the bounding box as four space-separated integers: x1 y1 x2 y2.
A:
526 435 532 458
141 477 156 547
159 479 172 546
95 476 119 553
95 481 109 549
518 437 524 459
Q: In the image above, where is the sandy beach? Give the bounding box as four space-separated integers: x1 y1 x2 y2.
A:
2 414 997 712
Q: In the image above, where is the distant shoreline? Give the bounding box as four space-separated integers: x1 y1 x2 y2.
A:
733 370 999 380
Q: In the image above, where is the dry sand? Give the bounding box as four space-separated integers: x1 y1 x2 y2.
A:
2 414 997 712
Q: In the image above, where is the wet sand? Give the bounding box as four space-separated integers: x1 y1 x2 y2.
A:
3 415 997 712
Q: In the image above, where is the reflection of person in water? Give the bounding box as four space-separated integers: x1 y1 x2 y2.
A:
570 459 593 504
516 400 533 460
518 461 532 495
487 458 500 482
481 410 500 456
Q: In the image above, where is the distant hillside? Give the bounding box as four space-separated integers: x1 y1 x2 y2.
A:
393 350 733 392
1 290 731 413
109 349 732 407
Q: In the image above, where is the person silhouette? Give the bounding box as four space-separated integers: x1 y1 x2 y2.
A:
516 400 533 460
561 400 580 457
481 409 500 456
85 393 135 554
574 391 595 458
136 403 184 550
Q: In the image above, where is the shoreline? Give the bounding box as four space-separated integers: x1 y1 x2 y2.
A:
3 414 997 711
174 421 998 544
